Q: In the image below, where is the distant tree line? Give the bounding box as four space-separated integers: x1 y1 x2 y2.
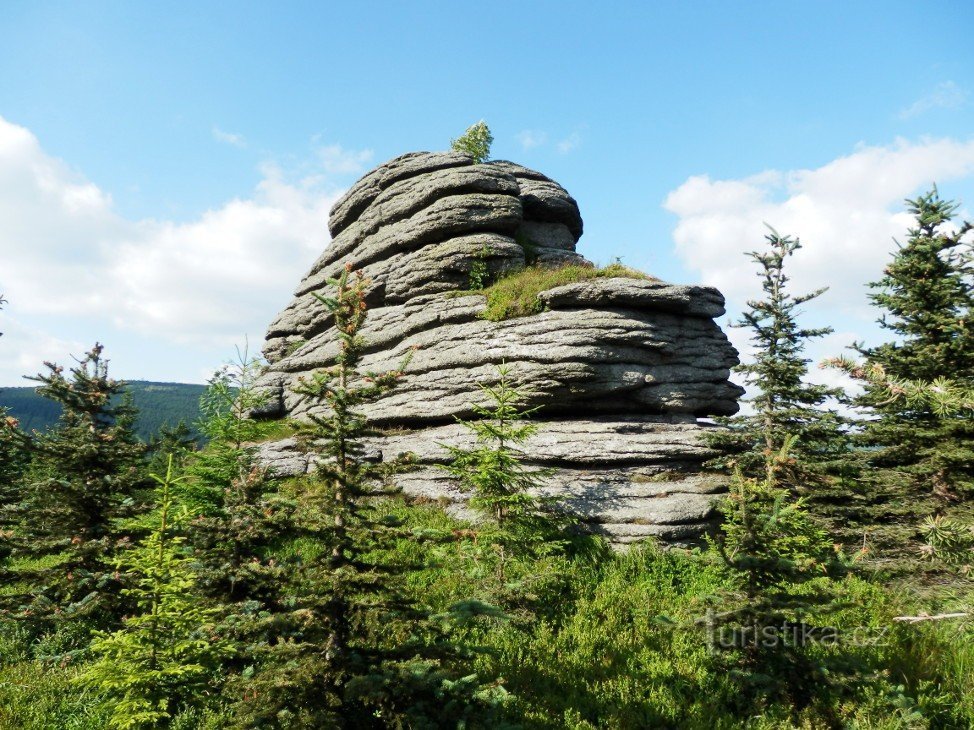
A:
0 381 207 441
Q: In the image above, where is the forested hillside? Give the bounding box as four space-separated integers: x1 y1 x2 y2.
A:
0 381 205 439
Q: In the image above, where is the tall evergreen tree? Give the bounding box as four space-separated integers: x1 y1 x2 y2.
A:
234 265 498 728
709 229 851 498
185 358 296 678
9 344 146 629
855 188 974 501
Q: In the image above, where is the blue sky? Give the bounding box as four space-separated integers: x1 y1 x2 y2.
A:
1 1 972 386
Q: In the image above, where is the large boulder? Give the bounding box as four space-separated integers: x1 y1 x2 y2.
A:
251 152 744 545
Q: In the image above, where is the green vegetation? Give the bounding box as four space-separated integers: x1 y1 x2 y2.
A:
854 189 974 502
78 457 230 728
0 190 973 727
6 344 147 635
710 438 849 718
708 228 850 482
0 380 207 440
466 261 652 321
705 229 857 548
5 497 973 727
829 358 974 568
467 243 493 290
443 364 568 600
238 265 501 728
450 121 493 163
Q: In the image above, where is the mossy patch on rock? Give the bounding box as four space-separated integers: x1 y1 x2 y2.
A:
470 262 655 321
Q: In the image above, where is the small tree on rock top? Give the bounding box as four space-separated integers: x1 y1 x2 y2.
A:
451 121 493 163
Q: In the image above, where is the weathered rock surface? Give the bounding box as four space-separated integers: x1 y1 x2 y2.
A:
251 151 744 545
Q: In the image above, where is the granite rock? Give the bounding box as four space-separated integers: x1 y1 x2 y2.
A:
251 152 744 545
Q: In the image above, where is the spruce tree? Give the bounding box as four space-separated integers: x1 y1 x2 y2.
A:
183 352 271 514
0 294 31 586
78 456 229 729
708 229 852 538
0 292 29 491
186 360 296 676
0 410 28 568
146 420 197 475
450 121 493 163
443 364 567 598
826 360 974 566
855 188 974 501
9 344 146 630
234 265 499 728
709 438 847 719
711 228 848 477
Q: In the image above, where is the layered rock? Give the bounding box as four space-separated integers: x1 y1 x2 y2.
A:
251 151 744 545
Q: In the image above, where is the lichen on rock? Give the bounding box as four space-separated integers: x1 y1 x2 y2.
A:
251 150 745 545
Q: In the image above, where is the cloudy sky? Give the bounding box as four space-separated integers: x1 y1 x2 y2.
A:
1 1 972 387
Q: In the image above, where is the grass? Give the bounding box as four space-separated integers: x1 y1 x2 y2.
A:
455 262 654 321
3 487 973 728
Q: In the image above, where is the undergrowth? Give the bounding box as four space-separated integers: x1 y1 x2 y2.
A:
2 491 973 728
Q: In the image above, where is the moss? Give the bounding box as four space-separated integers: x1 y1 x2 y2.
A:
246 418 302 443
465 261 654 322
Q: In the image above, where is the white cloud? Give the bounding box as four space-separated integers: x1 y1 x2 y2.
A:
665 137 974 318
665 137 974 382
0 311 85 386
212 126 247 147
899 81 968 119
516 129 547 150
0 114 352 382
557 131 582 154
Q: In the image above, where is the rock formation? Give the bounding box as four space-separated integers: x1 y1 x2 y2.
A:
251 151 744 545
